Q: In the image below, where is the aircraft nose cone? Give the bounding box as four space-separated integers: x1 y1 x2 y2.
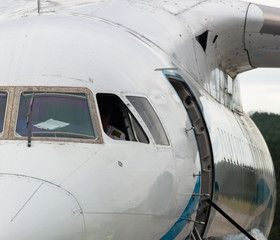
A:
0 174 85 240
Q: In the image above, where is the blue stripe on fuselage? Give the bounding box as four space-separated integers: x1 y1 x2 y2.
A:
160 176 200 240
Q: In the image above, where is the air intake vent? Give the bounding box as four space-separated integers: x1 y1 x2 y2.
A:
196 31 208 52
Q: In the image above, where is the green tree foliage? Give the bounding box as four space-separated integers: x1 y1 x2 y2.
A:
250 112 280 240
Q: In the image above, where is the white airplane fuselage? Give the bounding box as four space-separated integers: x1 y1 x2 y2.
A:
0 0 276 239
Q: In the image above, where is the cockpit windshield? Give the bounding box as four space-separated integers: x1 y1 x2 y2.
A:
16 92 96 139
0 91 7 136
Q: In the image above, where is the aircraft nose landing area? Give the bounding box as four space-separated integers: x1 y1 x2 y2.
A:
0 174 85 240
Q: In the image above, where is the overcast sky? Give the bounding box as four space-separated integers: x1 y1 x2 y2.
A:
238 0 280 114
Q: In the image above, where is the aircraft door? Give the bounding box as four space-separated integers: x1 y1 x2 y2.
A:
166 74 214 239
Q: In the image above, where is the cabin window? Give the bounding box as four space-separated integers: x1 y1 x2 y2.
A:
97 93 149 143
0 91 8 136
15 92 96 139
127 96 169 146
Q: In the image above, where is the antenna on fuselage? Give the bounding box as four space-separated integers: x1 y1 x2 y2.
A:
37 0 41 13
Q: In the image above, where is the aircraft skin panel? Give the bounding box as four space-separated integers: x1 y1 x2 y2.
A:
2 0 280 76
196 91 276 239
0 14 203 238
0 0 277 239
245 4 280 68
160 176 200 240
0 175 86 240
162 68 276 239
259 5 280 35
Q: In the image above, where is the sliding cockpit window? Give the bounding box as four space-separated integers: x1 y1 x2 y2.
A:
0 91 7 136
127 96 169 146
15 92 96 140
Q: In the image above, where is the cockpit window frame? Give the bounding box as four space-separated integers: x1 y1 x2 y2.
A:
0 91 8 137
0 87 14 140
8 86 103 144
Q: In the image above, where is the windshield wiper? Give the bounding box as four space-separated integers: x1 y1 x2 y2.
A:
26 92 35 147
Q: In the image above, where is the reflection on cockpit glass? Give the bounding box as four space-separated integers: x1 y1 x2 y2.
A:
16 92 96 139
0 91 7 136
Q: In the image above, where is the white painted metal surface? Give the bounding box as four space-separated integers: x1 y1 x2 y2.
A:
0 0 277 239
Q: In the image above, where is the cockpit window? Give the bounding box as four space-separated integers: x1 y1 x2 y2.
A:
0 91 8 136
16 92 96 139
97 93 149 143
127 96 169 146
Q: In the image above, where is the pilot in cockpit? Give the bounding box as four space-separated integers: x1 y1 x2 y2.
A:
100 104 126 141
